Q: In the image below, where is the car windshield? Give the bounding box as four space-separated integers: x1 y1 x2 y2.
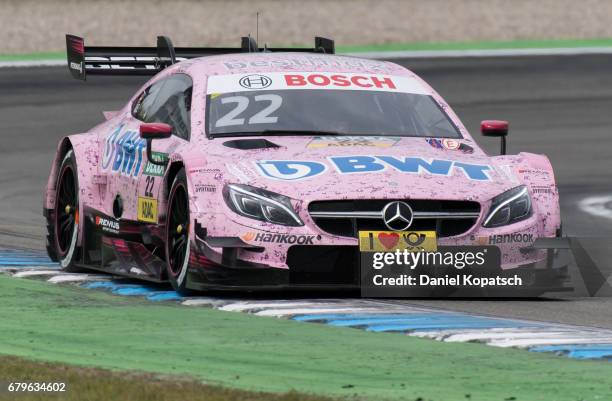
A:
205 72 461 138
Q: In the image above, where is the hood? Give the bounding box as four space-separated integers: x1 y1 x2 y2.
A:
209 136 520 203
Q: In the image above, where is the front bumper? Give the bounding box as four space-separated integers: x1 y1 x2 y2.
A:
195 209 551 267
186 211 565 291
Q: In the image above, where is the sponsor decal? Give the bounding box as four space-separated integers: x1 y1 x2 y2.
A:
69 61 83 74
102 124 147 177
284 73 396 89
207 72 428 95
195 184 216 193
189 167 222 174
531 186 554 195
239 74 272 89
517 168 550 178
255 157 491 181
143 152 168 177
358 230 437 252
442 138 460 150
307 136 400 149
426 138 474 154
68 37 85 55
241 232 316 245
222 57 389 73
95 215 120 234
85 56 187 71
255 160 327 181
426 138 444 149
137 197 158 223
479 233 535 245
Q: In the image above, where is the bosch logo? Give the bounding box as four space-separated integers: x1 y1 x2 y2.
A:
239 74 272 89
382 201 414 231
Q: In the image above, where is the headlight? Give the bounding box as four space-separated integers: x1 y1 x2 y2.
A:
483 186 532 228
223 184 303 226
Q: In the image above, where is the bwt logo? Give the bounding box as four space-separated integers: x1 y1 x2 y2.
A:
239 74 272 89
102 124 147 177
255 156 491 181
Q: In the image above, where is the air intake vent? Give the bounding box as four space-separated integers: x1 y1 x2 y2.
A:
223 139 281 150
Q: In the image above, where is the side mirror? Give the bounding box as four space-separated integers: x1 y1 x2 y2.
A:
481 120 509 155
140 122 172 140
139 123 171 166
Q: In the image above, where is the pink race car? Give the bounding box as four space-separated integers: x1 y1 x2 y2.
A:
43 34 561 293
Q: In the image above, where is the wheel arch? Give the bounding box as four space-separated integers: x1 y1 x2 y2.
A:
44 137 73 210
45 134 103 250
517 152 561 236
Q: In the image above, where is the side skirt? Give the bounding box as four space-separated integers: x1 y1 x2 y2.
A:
77 206 167 282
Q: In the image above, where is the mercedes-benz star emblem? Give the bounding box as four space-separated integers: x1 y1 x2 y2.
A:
382 201 414 231
239 74 272 89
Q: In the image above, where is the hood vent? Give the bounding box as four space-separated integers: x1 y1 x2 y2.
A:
223 138 281 150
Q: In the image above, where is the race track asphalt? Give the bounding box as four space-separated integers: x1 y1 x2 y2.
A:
0 54 611 327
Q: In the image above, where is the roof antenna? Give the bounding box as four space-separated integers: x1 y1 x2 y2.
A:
256 11 260 45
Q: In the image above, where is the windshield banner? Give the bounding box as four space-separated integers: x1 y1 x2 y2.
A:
206 72 429 95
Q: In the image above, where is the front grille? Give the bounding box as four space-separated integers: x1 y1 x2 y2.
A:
308 199 480 238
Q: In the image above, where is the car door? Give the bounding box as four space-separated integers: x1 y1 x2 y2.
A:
131 73 193 226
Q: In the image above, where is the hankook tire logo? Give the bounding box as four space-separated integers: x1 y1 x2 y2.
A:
382 201 414 231
239 74 272 89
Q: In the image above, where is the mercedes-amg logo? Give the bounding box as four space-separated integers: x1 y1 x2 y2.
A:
239 74 272 89
382 201 414 231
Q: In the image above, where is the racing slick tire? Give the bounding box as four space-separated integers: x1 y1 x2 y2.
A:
165 168 193 295
52 149 83 272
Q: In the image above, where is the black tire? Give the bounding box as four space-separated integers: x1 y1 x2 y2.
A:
165 168 192 295
53 150 83 272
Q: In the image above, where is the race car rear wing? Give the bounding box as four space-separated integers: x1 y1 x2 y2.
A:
66 34 335 80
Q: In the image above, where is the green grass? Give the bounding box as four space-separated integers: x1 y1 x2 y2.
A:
3 38 612 62
337 37 612 53
0 51 64 62
1 274 612 401
0 355 338 401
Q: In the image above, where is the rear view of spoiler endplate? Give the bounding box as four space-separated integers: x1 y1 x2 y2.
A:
66 34 335 80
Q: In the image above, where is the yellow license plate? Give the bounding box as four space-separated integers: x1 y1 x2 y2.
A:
358 230 437 252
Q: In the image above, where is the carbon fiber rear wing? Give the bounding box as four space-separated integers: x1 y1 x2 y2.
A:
66 34 335 80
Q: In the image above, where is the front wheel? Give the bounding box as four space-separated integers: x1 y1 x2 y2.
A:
165 168 192 294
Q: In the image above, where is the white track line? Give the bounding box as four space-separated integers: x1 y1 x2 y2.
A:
3 265 59 272
12 270 66 278
579 195 612 220
48 274 111 283
181 298 235 307
218 301 343 312
0 60 65 68
411 327 549 340
442 330 609 343
255 307 384 317
490 337 612 348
